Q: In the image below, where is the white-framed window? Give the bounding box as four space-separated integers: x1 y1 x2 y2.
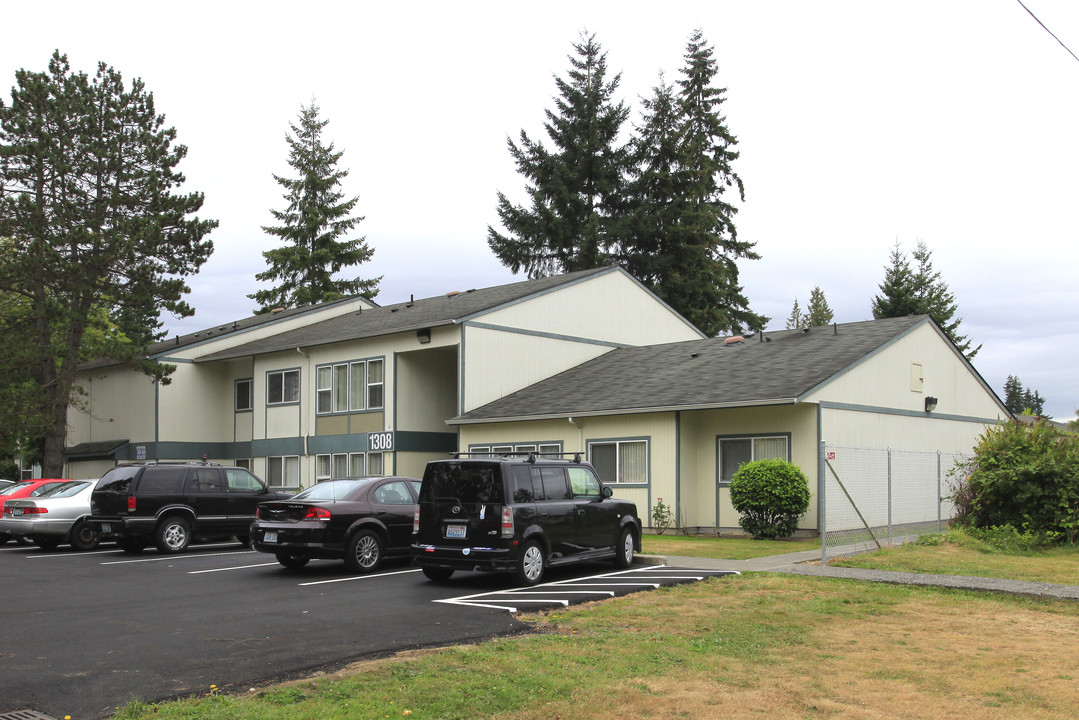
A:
717 435 790 486
349 453 366 476
315 453 351 481
367 452 384 475
588 439 647 484
267 369 300 405
469 442 562 457
266 455 300 488
315 358 384 415
235 379 253 412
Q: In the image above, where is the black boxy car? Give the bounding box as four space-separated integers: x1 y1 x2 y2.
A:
411 454 641 586
89 462 291 554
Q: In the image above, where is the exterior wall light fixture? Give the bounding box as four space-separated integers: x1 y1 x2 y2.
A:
924 396 938 413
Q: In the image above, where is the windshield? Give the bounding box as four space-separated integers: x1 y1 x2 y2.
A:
420 463 503 504
292 480 367 501
38 481 92 498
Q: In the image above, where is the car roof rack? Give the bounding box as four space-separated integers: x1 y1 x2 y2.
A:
447 451 584 464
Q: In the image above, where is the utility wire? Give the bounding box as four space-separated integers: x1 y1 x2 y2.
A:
1016 0 1079 64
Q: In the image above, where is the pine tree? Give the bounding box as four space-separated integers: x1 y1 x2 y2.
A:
1021 388 1047 417
872 240 979 360
621 31 765 336
669 29 765 336
250 101 379 312
1003 375 1025 415
805 286 834 326
0 52 216 476
785 298 805 329
487 33 629 278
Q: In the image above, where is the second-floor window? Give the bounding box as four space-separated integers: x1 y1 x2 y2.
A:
316 358 384 414
267 369 300 405
235 379 253 411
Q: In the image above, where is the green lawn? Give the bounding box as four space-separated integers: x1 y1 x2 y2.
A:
830 528 1079 585
641 533 819 559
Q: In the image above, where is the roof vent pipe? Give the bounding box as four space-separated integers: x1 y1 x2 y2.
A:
834 322 838 335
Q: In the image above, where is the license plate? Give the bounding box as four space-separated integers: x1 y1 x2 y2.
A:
446 524 467 539
102 523 111 534
12 508 23 516
264 531 278 543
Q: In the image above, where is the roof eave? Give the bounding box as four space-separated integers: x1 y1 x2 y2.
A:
447 398 799 425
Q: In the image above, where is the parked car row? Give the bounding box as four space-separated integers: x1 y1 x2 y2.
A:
3 455 643 587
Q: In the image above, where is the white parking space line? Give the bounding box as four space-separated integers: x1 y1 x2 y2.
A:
189 562 283 574
298 568 422 586
101 550 255 565
435 565 740 613
23 548 122 558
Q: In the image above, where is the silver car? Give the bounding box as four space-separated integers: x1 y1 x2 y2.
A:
0 480 100 551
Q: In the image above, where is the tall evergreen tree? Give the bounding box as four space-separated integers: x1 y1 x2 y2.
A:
1003 375 1025 415
487 32 630 278
805 286 834 326
784 297 805 329
621 30 765 336
872 240 979 360
250 101 379 312
0 52 216 476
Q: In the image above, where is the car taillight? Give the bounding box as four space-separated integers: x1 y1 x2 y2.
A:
413 507 420 534
304 507 331 521
127 495 136 511
500 506 514 538
14 506 47 515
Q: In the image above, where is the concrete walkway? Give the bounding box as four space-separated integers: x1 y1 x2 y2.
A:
640 550 1079 601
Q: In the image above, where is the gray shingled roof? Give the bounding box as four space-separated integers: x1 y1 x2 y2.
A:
450 315 931 423
194 266 617 362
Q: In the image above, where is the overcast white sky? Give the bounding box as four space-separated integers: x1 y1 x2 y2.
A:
4 1 1077 419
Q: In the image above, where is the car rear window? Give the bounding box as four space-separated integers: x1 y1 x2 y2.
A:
39 481 91 498
96 467 141 493
0 481 32 496
421 462 504 504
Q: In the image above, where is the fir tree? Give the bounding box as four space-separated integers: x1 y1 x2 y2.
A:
872 240 979 360
805 286 834 326
487 33 629 278
250 101 379 312
1003 375 1025 415
785 298 805 329
0 52 216 476
669 29 765 335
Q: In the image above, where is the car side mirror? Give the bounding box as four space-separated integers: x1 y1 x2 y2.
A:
602 486 613 498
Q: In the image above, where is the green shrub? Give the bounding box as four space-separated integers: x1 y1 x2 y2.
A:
954 419 1079 543
729 459 811 540
0 460 18 482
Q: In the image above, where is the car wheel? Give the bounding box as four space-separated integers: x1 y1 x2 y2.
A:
69 519 101 551
344 530 383 573
422 567 454 582
33 536 61 551
275 552 310 569
0 534 9 546
117 536 146 554
614 526 634 569
154 516 191 553
516 539 546 586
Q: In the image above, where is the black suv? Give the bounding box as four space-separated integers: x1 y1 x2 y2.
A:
89 462 291 553
411 454 641 586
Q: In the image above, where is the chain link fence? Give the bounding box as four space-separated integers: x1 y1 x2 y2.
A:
819 443 970 564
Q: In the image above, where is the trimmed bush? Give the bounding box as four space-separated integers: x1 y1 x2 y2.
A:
729 458 811 540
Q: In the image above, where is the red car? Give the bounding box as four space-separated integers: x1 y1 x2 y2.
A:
0 479 73 544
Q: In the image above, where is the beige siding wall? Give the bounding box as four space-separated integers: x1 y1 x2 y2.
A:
820 407 990 455
805 323 1005 421
462 326 612 412
478 270 701 346
67 459 117 480
69 371 156 446
680 404 820 532
396 345 458 431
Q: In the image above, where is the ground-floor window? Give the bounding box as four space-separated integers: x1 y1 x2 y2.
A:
367 452 384 475
717 435 790 486
267 455 300 488
469 442 562 458
235 458 253 471
587 439 647 485
315 453 351 482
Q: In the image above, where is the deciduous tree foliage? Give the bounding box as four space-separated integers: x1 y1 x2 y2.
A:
487 32 629 278
872 240 979 360
250 101 379 313
0 52 215 476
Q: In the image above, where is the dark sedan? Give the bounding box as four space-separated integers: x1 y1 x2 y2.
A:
251 476 420 572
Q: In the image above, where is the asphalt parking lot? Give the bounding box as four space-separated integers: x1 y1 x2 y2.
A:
0 541 734 720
